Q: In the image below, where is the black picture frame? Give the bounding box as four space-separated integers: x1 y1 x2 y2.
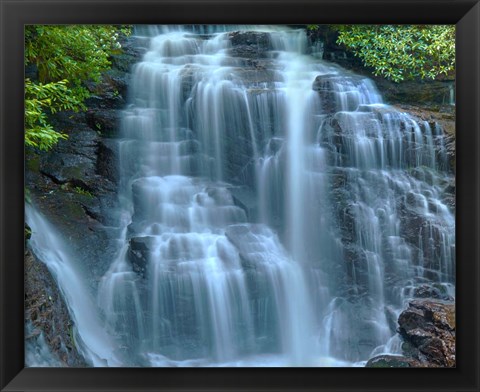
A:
1 0 479 391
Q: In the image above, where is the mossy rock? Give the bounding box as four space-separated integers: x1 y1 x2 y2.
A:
366 354 422 368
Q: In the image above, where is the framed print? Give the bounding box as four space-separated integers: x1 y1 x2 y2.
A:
1 0 479 391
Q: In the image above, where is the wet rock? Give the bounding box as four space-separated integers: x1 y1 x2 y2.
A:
225 224 261 265
110 35 146 73
398 299 455 367
128 236 156 276
312 74 343 113
229 186 258 220
223 127 256 186
313 73 376 113
25 250 86 367
179 65 201 101
441 179 455 210
398 196 454 276
413 284 454 301
394 104 455 173
86 109 123 137
366 354 423 368
228 31 272 58
307 25 362 69
326 298 391 362
384 305 399 333
96 139 119 184
25 35 140 281
376 79 455 107
24 33 144 367
235 68 277 86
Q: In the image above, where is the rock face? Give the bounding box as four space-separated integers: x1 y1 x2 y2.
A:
25 250 86 367
308 26 455 175
366 299 455 368
306 25 363 69
25 33 142 365
394 103 455 173
411 284 454 301
228 31 272 59
25 33 142 273
397 299 455 367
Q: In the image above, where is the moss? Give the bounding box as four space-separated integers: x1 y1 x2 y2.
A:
73 186 94 198
26 154 41 172
68 326 77 351
25 223 32 244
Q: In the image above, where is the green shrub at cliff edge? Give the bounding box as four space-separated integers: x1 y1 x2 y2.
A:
25 25 130 151
310 25 455 83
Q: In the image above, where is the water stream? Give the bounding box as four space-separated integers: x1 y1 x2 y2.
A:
26 25 455 367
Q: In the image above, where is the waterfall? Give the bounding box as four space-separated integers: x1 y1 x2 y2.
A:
25 205 122 366
27 25 455 367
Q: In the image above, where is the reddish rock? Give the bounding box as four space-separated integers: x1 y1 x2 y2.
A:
398 299 455 367
366 354 424 368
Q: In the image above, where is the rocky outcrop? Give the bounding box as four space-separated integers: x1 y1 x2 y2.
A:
398 299 455 367
25 33 142 273
307 26 363 69
25 33 142 365
394 103 455 173
25 111 118 278
308 27 455 107
215 33 280 186
366 299 455 368
312 74 346 113
411 284 454 301
366 354 423 368
25 249 86 367
308 27 455 175
228 31 272 59
376 79 455 107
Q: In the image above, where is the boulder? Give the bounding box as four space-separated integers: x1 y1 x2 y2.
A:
366 354 423 368
128 236 156 276
228 31 272 58
312 74 345 113
398 299 455 367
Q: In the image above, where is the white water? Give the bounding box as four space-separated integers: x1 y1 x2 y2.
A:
26 206 122 366
25 321 63 367
26 25 455 367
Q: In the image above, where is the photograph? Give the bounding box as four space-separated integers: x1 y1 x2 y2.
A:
24 24 456 368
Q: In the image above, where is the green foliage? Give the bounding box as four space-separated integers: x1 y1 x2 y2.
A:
25 79 75 150
25 224 32 240
334 25 455 82
69 326 77 350
25 25 131 151
73 186 93 198
59 182 94 197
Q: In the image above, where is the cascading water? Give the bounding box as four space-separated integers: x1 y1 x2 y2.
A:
26 25 455 367
25 205 122 366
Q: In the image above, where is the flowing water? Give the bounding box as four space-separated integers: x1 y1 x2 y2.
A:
26 25 455 367
26 206 122 366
